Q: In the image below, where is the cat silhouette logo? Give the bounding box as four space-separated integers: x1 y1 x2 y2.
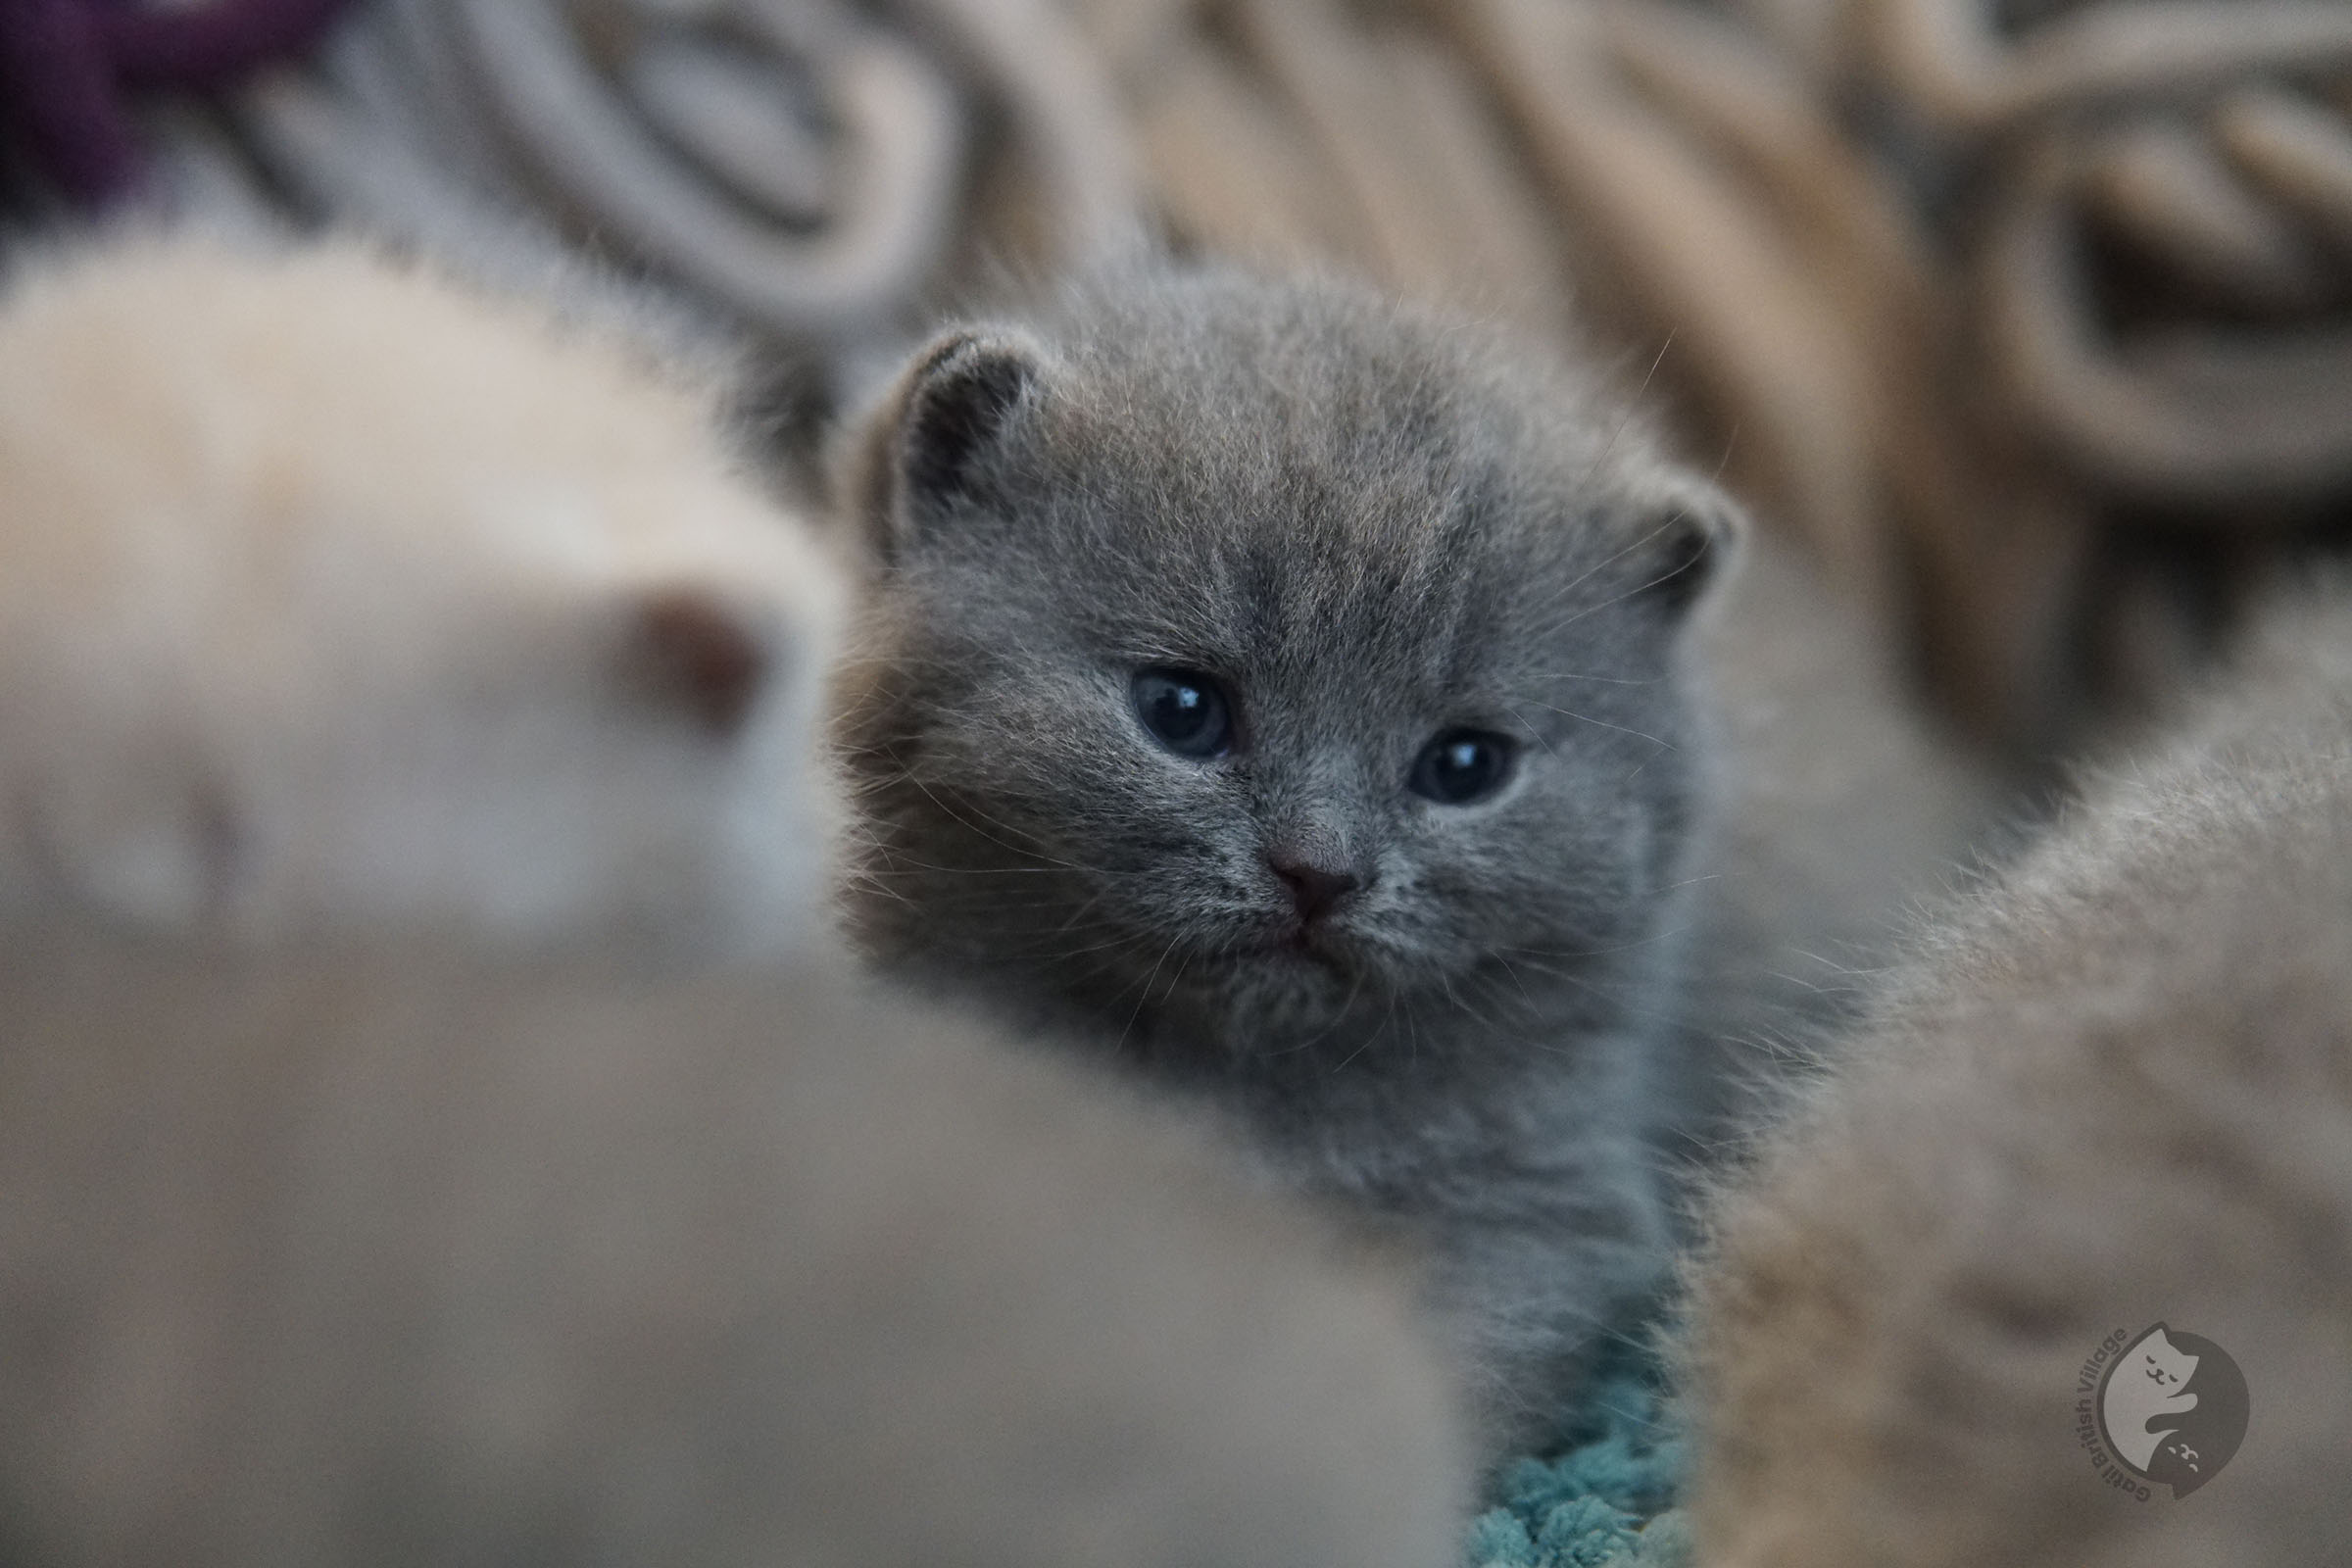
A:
2078 1324 2249 1499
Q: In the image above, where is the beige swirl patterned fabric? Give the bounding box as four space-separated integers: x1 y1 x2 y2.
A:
1065 0 2352 752
155 0 1140 347
80 0 2352 756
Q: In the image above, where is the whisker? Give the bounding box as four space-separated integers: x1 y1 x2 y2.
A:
1517 700 1675 751
1117 933 1183 1053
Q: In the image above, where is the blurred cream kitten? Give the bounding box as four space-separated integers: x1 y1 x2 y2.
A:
0 237 1472 1564
0 234 839 948
1682 585 2352 1568
0 928 1469 1568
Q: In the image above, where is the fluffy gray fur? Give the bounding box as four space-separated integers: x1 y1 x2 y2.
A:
832 266 1749 1455
0 927 1468 1568
1681 585 2352 1568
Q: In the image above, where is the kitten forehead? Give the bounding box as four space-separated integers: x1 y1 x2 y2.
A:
1032 267 1659 531
929 269 1693 693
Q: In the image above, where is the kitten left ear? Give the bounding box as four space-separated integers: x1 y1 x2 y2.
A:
849 326 1050 567
613 586 780 739
1635 478 1745 614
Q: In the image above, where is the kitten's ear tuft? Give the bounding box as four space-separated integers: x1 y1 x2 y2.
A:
1638 479 1745 614
856 328 1047 564
618 587 774 739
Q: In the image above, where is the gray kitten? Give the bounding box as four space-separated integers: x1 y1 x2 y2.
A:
1681 586 2352 1568
0 927 1468 1568
831 266 1757 1455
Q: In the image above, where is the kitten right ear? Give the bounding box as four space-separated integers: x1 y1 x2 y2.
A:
1634 477 1745 615
854 328 1047 566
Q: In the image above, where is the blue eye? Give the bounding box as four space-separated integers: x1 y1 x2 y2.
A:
1408 729 1516 805
1133 668 1235 760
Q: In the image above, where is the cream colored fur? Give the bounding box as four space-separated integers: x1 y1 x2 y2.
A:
1674 535 2000 1147
0 234 841 949
0 234 1471 1565
1683 587 2352 1566
0 929 1470 1568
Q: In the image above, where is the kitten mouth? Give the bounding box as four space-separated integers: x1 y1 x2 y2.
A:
1232 923 1349 969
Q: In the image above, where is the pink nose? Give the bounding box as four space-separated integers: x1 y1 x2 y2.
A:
1267 850 1364 923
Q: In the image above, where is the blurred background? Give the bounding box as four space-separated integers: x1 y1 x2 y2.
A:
7 0 2352 767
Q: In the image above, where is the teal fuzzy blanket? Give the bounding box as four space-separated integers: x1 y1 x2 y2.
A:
1462 1344 1690 1568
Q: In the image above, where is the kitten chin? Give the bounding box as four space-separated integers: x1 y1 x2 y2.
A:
1681 583 2352 1568
0 231 842 953
0 925 1471 1568
830 262 1984 1459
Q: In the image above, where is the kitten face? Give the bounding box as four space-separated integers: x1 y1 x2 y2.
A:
840 272 1739 1046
